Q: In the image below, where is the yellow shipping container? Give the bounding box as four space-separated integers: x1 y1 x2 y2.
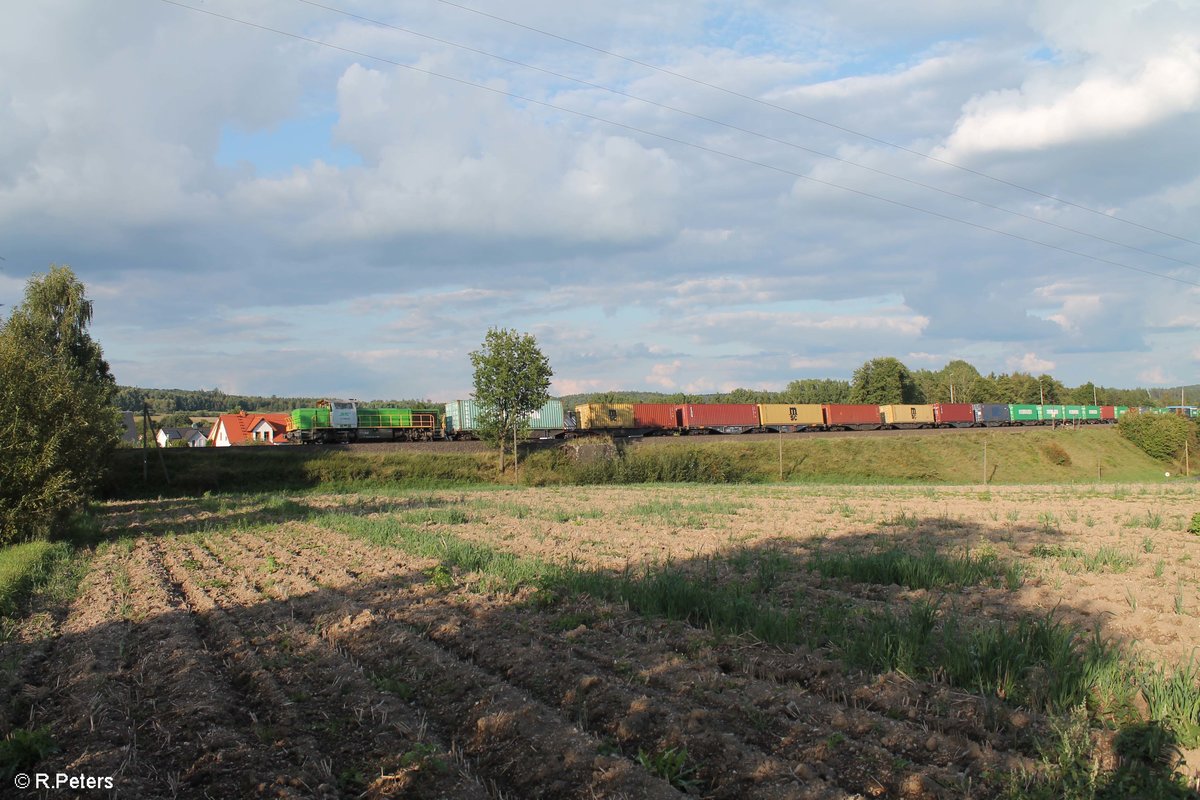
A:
575 403 635 429
757 404 824 426
880 404 936 425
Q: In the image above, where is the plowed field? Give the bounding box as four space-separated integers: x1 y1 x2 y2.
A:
3 483 1199 798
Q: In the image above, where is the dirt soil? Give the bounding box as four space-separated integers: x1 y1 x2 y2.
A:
2 482 1197 798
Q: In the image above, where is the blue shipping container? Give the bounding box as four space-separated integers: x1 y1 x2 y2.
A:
973 404 1011 424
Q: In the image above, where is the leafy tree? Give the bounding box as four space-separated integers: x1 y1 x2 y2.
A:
0 265 120 543
469 328 553 472
1118 411 1197 461
781 378 851 404
849 357 922 404
155 411 202 429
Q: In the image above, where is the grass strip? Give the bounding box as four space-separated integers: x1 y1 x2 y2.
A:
312 512 554 592
808 547 1025 590
0 541 71 618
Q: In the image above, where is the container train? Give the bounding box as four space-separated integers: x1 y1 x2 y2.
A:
571 401 1134 435
284 397 1179 443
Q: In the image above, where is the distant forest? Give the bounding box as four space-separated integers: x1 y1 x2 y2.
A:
114 386 439 414
117 361 1197 416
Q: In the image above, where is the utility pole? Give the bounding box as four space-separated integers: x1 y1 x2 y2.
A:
1093 384 1098 405
950 383 955 403
778 430 783 481
983 441 988 485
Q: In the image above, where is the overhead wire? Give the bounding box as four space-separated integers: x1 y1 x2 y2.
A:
434 0 1200 249
293 0 1200 273
154 0 1200 288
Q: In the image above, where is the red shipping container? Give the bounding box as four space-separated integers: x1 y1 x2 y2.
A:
933 403 975 424
633 403 680 430
1100 405 1116 420
822 404 882 426
682 403 759 430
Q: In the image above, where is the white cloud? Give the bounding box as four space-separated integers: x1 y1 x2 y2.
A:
646 360 683 389
789 356 837 369
1007 352 1056 373
1138 366 1169 385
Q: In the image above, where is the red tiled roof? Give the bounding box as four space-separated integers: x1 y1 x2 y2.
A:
209 411 291 445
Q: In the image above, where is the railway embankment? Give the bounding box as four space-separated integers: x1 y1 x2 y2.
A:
102 426 1178 498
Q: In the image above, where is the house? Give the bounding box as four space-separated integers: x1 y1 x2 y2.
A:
156 427 208 448
207 411 291 446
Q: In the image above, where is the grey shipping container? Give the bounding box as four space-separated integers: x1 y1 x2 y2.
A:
445 399 569 437
443 399 480 436
526 399 566 432
973 404 1011 424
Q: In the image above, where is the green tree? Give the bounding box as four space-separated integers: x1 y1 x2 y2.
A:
0 265 120 543
781 378 851 404
1118 411 1197 461
849 357 922 404
469 328 553 473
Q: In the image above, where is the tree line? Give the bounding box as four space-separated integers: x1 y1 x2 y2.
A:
114 386 439 415
567 358 1178 409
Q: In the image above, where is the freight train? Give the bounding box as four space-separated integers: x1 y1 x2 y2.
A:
285 398 1157 443
571 401 1134 435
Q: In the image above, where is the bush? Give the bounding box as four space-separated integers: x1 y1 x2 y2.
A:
1118 412 1196 461
1041 442 1072 466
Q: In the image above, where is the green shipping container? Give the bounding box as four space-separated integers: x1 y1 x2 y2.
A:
444 400 480 435
526 400 565 431
1009 404 1039 423
1038 405 1066 421
1115 406 1130 418
444 399 565 435
1083 406 1102 420
1063 405 1086 420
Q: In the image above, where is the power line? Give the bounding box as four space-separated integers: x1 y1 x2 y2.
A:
154 0 1200 288
434 0 1200 249
293 0 1200 273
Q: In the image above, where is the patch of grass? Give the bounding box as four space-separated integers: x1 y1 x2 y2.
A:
0 727 58 782
1188 513 1200 535
316 512 552 593
625 499 744 527
1139 661 1200 748
1080 548 1137 574
1032 543 1085 559
398 508 470 526
399 741 448 773
1000 712 1199 800
635 746 701 792
808 547 1024 590
426 564 454 591
1032 544 1137 574
0 541 72 617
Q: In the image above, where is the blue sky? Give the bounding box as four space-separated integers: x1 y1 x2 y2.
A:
1 0 1198 400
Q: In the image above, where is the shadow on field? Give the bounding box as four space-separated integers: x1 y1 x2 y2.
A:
3 500 1199 799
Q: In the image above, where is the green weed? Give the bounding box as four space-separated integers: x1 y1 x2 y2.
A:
636 746 701 792
809 547 1023 590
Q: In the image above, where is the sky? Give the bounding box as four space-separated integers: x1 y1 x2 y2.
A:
1 0 1199 401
